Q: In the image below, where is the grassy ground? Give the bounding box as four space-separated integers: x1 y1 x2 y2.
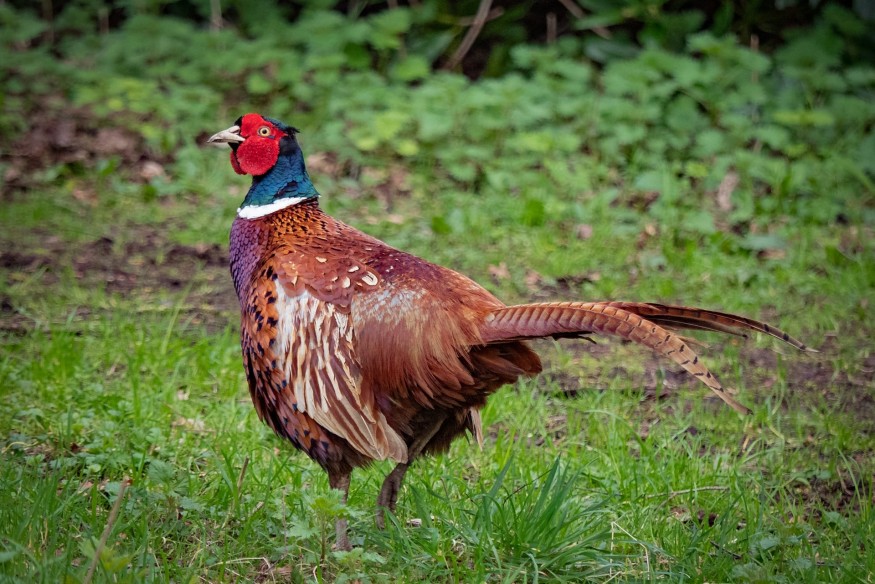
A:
1 145 873 583
2 6 874 580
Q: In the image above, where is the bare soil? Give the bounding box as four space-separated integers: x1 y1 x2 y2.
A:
0 226 237 334
1 102 167 197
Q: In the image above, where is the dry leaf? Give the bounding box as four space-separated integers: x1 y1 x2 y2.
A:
576 224 593 240
759 249 786 260
488 262 510 281
139 160 166 181
716 170 739 212
524 270 542 292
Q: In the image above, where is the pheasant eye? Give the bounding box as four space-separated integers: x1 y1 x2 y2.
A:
258 126 271 137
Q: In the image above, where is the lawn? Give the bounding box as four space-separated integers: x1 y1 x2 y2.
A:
1 3 874 582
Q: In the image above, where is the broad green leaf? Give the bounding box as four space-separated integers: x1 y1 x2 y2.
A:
390 55 430 82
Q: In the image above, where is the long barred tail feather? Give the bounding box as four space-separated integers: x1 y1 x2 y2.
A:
601 302 815 352
480 301 814 414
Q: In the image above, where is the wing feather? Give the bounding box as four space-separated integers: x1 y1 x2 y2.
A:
274 283 407 462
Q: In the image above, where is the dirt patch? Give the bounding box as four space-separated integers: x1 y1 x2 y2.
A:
0 226 237 333
60 232 229 296
0 294 31 336
0 250 52 271
795 471 875 516
738 346 875 423
1 100 168 196
529 331 874 428
254 560 301 583
522 272 603 302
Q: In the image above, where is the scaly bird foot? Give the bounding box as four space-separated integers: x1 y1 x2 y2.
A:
375 463 409 529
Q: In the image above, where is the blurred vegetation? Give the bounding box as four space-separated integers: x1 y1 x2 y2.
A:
2 0 874 235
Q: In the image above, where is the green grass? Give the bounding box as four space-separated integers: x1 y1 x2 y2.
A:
1 166 873 582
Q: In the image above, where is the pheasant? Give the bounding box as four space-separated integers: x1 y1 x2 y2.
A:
208 113 812 550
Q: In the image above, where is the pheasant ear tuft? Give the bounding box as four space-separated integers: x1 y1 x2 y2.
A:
262 115 299 136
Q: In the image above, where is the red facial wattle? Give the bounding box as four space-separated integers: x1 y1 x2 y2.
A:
232 114 281 176
230 150 245 174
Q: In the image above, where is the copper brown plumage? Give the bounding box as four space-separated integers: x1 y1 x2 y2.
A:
210 113 813 550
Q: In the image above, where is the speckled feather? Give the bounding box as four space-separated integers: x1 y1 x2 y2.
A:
230 199 542 474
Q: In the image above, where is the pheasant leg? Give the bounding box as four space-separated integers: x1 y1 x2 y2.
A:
328 470 352 551
375 413 447 529
375 462 409 529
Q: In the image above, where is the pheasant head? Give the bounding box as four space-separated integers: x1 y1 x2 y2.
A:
209 113 318 215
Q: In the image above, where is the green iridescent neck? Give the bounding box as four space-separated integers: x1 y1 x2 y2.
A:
240 148 320 210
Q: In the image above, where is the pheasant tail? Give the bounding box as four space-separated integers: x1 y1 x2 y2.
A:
600 302 814 351
481 302 811 414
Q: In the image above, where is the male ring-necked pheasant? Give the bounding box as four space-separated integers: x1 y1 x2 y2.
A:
209 113 812 550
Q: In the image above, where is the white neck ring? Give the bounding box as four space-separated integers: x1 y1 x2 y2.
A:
236 197 307 219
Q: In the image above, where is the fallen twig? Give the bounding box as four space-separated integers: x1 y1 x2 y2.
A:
644 485 729 500
557 0 612 39
444 0 494 71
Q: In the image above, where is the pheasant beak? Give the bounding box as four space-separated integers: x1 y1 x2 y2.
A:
208 125 245 145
